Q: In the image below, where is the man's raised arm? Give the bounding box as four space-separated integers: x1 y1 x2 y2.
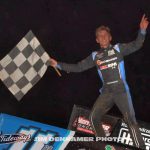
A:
119 14 149 56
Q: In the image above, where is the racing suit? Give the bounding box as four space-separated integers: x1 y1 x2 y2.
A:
56 30 146 149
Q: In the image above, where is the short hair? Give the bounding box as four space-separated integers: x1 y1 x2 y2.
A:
95 25 111 37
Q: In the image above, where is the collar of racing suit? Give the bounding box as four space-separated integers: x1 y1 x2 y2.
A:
100 44 113 51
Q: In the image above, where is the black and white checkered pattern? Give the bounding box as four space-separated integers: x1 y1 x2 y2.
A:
0 31 50 101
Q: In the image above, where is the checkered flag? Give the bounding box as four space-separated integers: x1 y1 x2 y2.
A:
0 30 50 101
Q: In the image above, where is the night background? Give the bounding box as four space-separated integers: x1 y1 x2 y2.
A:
0 0 150 129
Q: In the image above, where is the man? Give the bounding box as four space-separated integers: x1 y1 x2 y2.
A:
50 15 149 149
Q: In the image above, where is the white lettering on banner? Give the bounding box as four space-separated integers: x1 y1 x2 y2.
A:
9 128 37 150
8 127 74 150
30 133 54 150
140 128 150 134
77 117 111 136
78 117 90 126
121 122 128 128
118 125 150 150
0 134 30 143
102 124 111 131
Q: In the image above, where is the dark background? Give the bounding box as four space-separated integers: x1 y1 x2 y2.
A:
0 0 150 128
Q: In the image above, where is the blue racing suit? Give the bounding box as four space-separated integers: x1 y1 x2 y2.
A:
57 30 146 149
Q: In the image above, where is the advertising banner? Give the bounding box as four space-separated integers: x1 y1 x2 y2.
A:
114 121 150 150
67 105 150 150
68 105 120 136
0 113 75 150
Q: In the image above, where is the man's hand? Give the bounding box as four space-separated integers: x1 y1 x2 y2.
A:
49 58 62 76
49 58 58 67
140 14 149 30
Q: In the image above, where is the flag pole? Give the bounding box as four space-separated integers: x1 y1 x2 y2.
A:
49 57 62 77
53 66 62 77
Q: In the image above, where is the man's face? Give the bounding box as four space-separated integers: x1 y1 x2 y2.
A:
96 30 112 48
